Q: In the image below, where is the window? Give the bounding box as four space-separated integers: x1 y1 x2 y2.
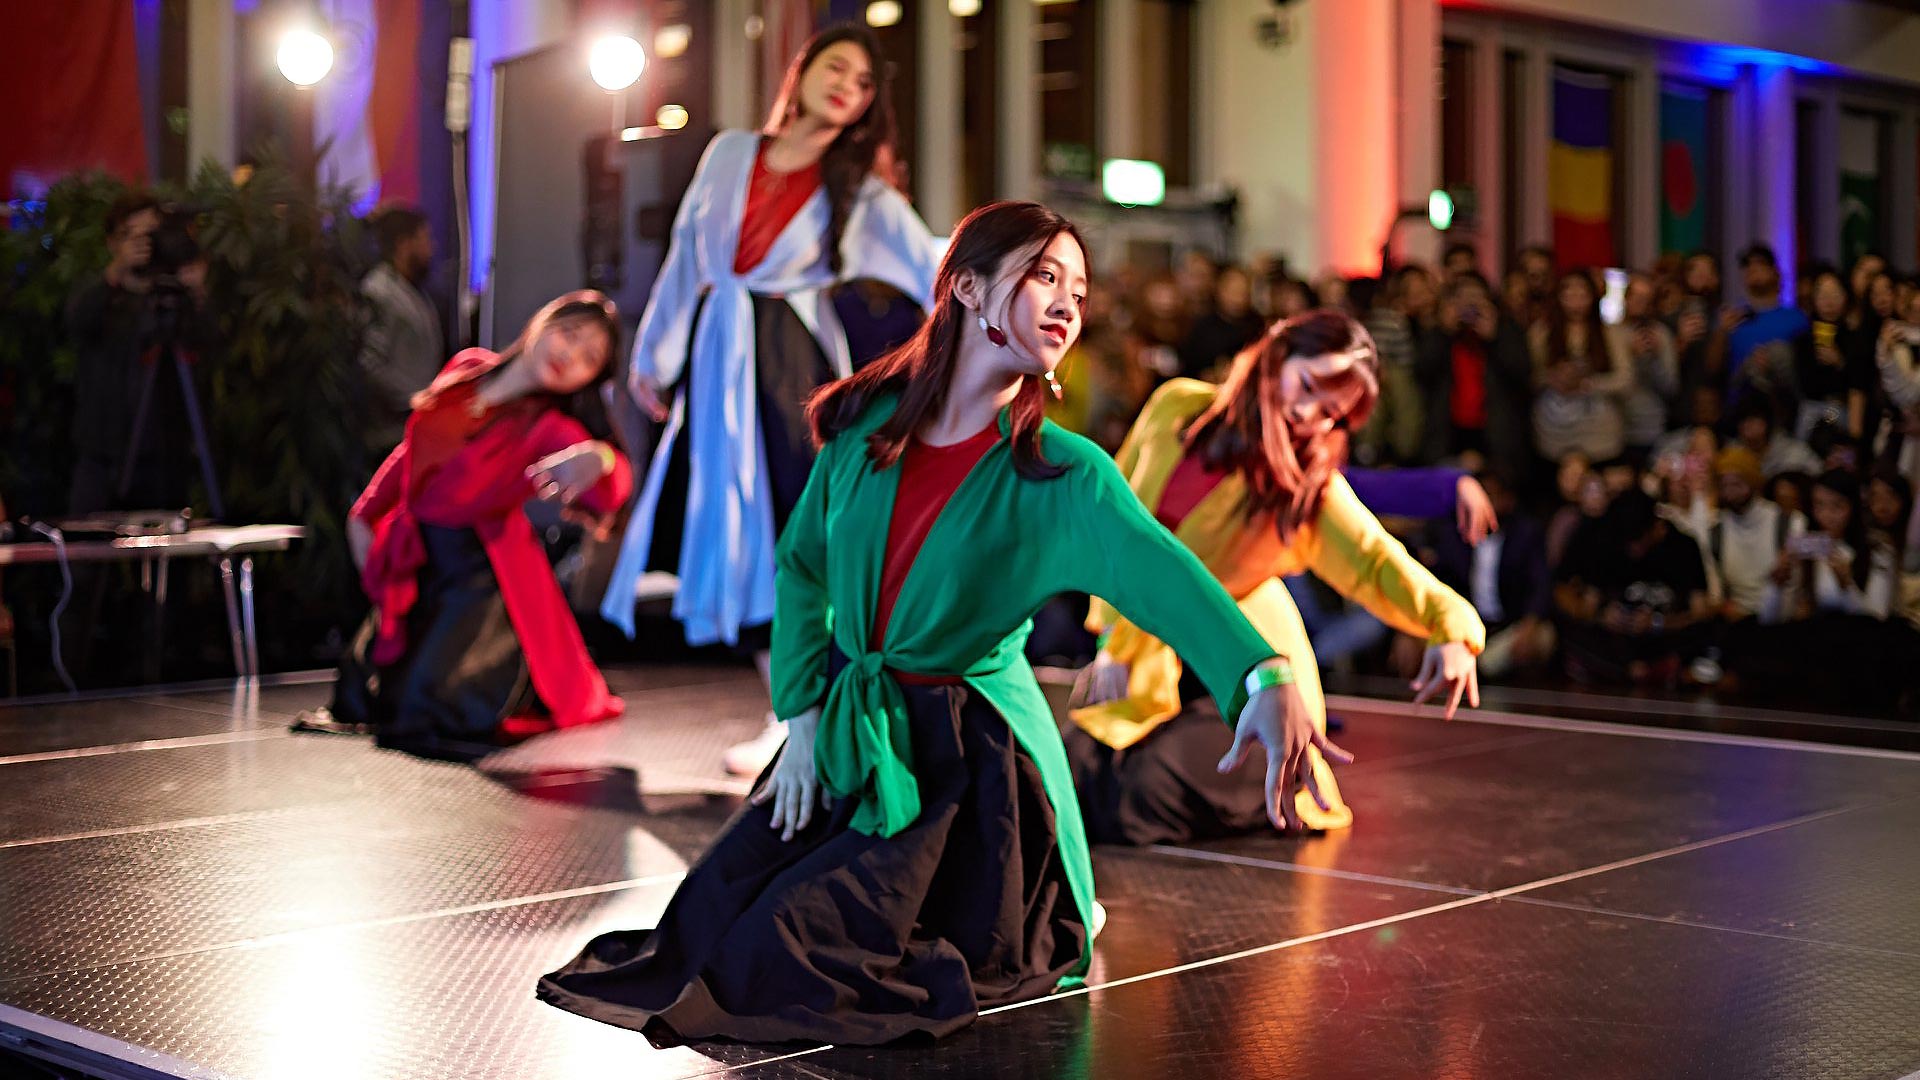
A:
869 2 919 198
1441 39 1474 193
1037 0 1098 180
1839 107 1889 267
1502 49 1525 270
958 0 1001 208
1136 0 1195 188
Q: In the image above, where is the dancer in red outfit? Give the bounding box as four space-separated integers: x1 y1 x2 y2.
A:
295 292 633 761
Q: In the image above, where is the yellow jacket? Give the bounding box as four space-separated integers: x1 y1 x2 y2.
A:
1074 379 1486 829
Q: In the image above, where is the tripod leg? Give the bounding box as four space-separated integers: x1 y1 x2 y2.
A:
173 351 225 520
119 356 163 503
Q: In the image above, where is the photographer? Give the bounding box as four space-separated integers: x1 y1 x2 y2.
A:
65 191 212 514
1417 271 1534 470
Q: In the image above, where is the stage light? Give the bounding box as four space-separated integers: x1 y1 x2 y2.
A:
866 2 902 28
655 24 691 60
1428 188 1455 231
657 104 689 130
949 0 982 15
589 35 646 91
276 28 334 87
1103 158 1165 207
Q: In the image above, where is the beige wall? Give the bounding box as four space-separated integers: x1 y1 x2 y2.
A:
1196 0 1322 269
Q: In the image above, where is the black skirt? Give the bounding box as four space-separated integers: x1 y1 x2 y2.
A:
326 525 536 761
645 294 833 652
1062 694 1269 847
537 679 1087 1045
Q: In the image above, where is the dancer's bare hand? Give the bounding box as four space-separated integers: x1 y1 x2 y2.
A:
525 442 609 503
1079 652 1130 706
1454 475 1499 545
1410 641 1480 720
1217 664 1352 832
750 708 826 841
631 375 669 422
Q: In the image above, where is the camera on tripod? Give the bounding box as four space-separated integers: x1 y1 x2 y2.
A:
117 202 226 519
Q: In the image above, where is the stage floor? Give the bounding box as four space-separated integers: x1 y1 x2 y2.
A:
2 665 1919 1079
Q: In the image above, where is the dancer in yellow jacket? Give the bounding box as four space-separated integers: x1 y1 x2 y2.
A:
1067 309 1487 842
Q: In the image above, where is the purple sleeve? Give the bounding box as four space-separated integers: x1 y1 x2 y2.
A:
1340 467 1462 520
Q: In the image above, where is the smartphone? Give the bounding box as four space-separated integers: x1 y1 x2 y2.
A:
1788 533 1833 560
1813 321 1838 350
1600 268 1630 325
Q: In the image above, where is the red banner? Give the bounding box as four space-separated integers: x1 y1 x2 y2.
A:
0 1 148 194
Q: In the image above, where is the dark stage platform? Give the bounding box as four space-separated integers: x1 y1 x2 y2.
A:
2 666 1918 1079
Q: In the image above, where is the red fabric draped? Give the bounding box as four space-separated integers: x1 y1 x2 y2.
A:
0 1 147 192
354 350 634 729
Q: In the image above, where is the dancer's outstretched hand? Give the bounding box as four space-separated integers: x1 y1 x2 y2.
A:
750 708 826 841
631 375 669 422
1410 642 1480 720
1218 665 1352 832
1454 475 1499 545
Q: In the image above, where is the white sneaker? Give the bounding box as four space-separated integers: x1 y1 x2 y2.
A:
722 714 788 777
1090 900 1108 940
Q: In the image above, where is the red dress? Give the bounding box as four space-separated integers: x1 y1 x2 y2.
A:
732 144 822 275
353 350 634 730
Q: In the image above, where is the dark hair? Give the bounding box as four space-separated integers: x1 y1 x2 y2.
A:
1446 270 1493 299
1443 241 1478 264
105 191 160 236
1731 392 1781 437
410 290 619 420
1607 488 1661 543
1868 467 1914 562
1812 468 1873 587
807 201 1086 480
1739 243 1779 270
1807 265 1851 304
1547 268 1611 373
371 204 430 261
1185 308 1381 541
765 23 898 277
1519 244 1555 265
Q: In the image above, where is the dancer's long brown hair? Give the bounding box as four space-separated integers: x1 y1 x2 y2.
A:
408 289 619 423
1184 309 1380 541
764 23 899 277
807 201 1087 479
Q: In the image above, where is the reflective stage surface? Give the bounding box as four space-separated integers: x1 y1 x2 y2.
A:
2 666 1917 1079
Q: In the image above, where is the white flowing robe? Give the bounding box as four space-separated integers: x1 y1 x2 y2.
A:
600 130 942 646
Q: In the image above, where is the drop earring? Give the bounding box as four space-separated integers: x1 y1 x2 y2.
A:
976 314 1008 348
1045 369 1063 400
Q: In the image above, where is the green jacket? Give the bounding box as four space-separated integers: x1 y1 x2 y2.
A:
770 394 1279 981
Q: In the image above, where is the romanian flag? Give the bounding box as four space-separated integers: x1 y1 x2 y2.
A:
1659 85 1710 256
1549 66 1617 268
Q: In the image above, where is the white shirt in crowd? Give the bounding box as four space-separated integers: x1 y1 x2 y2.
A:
1470 532 1506 625
1710 498 1804 620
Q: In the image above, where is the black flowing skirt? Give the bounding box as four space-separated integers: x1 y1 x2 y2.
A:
646 294 834 652
1062 670 1268 847
326 525 536 761
537 677 1087 1045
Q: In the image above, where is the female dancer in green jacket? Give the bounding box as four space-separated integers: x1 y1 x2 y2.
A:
539 201 1344 1045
